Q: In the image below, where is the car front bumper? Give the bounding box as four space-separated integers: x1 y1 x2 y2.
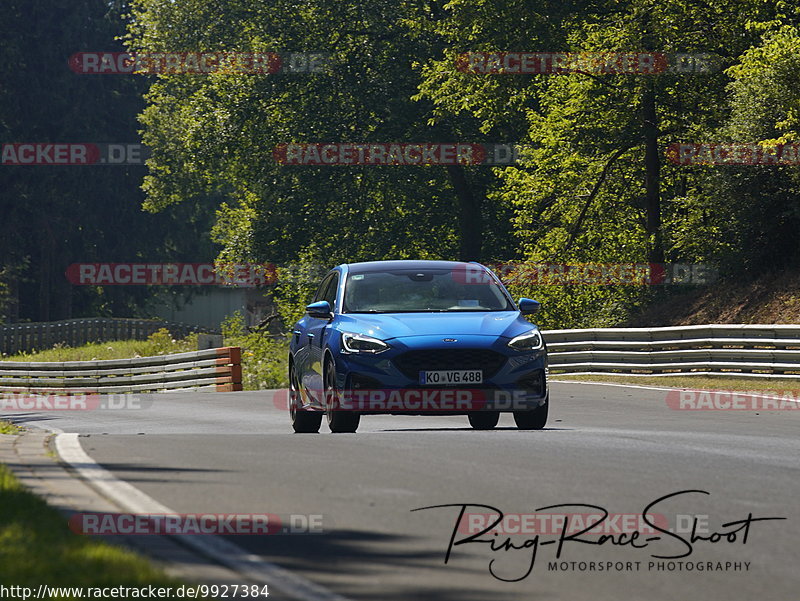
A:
332 335 548 414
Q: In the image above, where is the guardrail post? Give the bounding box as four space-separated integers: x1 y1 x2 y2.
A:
228 347 243 391
214 346 243 392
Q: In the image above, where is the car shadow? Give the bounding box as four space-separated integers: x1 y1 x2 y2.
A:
377 426 573 432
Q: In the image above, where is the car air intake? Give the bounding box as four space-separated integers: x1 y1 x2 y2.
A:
516 370 545 396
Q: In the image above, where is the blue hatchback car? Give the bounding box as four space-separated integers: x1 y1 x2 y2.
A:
288 260 548 433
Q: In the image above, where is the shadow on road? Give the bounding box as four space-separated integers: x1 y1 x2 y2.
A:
83 461 232 484
378 426 572 432
225 528 532 601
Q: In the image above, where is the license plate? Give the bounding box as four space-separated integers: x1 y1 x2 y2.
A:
419 370 483 385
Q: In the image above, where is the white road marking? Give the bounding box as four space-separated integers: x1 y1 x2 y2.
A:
55 433 354 601
551 379 800 403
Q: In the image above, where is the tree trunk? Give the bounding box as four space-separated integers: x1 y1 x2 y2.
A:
38 228 52 321
446 164 482 261
3 272 21 323
642 84 664 263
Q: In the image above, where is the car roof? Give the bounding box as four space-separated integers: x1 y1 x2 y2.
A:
343 260 483 274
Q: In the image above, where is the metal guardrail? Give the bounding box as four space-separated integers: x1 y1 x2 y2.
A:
542 324 800 378
0 318 218 356
0 347 242 393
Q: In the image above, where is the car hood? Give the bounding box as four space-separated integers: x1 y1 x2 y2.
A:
335 311 534 340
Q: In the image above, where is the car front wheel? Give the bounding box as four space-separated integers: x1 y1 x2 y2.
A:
468 411 500 430
289 362 322 433
513 394 548 430
325 358 360 433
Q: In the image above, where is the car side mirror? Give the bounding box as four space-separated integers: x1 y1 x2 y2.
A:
518 298 541 315
306 300 333 319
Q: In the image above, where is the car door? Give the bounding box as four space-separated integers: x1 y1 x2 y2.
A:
301 271 339 402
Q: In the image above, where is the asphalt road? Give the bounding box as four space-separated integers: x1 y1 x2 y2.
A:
5 382 799 600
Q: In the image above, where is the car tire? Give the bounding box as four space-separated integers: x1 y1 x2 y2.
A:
513 394 548 430
468 411 500 430
289 362 321 433
325 358 360 433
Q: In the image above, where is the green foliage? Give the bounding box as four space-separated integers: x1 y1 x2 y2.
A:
727 25 800 143
2 337 198 362
271 264 324 332
123 0 800 329
507 281 652 330
712 24 800 271
416 0 800 324
0 420 21 435
126 0 515 276
219 311 245 339
145 327 176 354
222 311 289 389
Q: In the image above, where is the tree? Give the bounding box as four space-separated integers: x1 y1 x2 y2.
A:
415 0 793 326
0 0 215 323
125 0 519 271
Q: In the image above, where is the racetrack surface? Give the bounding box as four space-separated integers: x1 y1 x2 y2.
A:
5 382 799 600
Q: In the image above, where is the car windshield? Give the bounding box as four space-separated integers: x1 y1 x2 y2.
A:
343 268 514 313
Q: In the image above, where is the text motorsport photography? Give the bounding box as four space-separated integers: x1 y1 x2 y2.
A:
413 490 784 581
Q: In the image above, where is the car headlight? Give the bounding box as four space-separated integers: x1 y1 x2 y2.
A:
508 329 544 351
341 332 390 354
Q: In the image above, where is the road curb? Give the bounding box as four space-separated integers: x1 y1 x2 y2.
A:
55 433 354 601
1 427 354 601
0 429 267 589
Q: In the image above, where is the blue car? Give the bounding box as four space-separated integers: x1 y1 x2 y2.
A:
288 260 548 433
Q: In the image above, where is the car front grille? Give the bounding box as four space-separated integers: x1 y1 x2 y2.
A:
393 348 507 380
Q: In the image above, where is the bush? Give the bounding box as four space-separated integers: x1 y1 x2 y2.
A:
222 312 289 390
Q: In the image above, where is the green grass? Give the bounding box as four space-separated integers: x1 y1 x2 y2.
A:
1 329 198 363
0 463 179 589
0 324 290 391
0 420 21 434
551 373 800 391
